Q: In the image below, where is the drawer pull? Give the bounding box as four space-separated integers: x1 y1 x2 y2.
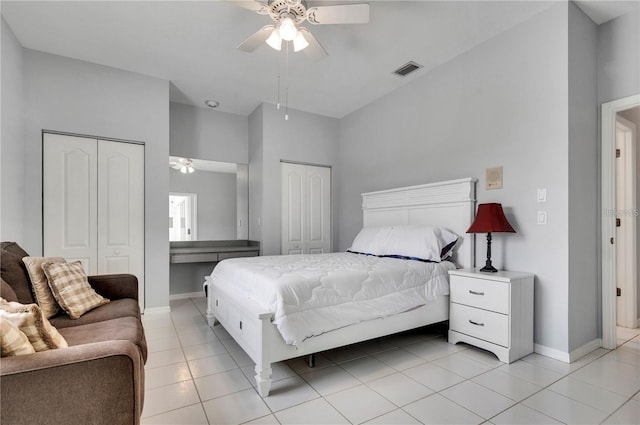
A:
469 320 485 327
469 290 485 296
215 299 219 307
239 321 243 330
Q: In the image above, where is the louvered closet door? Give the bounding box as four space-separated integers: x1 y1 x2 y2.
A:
281 162 331 255
43 133 145 310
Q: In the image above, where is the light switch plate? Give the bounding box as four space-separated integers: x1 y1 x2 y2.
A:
537 210 547 225
537 188 547 203
486 166 503 190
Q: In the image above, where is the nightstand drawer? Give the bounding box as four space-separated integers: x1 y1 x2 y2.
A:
450 275 509 314
450 303 509 347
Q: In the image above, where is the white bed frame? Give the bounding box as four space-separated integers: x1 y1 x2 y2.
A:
206 178 476 396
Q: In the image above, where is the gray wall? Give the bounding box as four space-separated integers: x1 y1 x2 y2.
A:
597 10 640 105
251 103 339 256
567 2 599 352
1 18 25 242
337 4 572 352
21 50 170 309
248 105 264 248
169 168 237 240
170 102 248 164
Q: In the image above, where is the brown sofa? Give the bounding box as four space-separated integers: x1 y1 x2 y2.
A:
0 242 147 425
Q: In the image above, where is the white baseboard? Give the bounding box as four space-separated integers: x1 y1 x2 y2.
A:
170 291 206 301
569 338 602 362
534 343 570 363
143 306 171 314
534 338 602 364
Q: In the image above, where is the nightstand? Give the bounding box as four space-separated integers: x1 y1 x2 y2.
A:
448 268 534 363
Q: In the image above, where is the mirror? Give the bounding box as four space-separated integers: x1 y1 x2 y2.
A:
169 156 248 241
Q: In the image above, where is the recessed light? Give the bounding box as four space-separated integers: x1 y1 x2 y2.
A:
205 100 220 108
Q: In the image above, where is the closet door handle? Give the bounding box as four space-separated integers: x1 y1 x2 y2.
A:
469 320 485 327
469 290 485 296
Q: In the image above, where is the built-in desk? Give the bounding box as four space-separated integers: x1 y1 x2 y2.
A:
169 240 260 264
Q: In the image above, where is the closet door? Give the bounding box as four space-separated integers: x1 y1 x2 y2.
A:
43 134 98 272
43 133 145 309
97 140 144 306
281 162 331 255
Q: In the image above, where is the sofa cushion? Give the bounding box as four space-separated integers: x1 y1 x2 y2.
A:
59 316 147 363
22 256 66 319
0 278 18 303
42 261 109 319
0 317 36 356
0 242 34 304
0 299 68 351
50 298 140 329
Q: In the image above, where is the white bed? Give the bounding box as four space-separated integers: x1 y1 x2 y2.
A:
206 178 476 396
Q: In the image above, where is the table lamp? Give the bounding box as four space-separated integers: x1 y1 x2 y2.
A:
467 203 516 272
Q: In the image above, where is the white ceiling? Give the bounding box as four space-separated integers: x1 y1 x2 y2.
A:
2 1 637 118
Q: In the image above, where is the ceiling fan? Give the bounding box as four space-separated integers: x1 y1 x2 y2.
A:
170 157 195 174
233 0 370 60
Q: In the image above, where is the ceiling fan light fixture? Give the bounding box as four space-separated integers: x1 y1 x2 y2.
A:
293 30 309 52
266 28 282 50
279 16 297 41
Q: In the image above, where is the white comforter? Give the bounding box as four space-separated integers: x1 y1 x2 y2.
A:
210 252 455 345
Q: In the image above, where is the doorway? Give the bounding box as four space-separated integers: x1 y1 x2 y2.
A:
602 95 640 349
615 113 638 329
169 192 197 241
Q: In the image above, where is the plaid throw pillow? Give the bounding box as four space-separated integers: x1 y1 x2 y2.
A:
42 261 109 319
0 298 68 351
1 316 36 356
22 256 66 318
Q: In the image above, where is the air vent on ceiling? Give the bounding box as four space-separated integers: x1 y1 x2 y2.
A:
393 61 423 77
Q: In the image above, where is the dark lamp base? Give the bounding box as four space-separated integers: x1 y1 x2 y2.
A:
479 264 498 273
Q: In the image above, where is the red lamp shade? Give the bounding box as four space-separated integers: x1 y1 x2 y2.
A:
467 203 515 272
467 203 516 234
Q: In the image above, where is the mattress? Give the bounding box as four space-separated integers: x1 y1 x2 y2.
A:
210 252 455 345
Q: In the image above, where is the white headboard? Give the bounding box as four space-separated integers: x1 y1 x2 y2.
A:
361 178 477 269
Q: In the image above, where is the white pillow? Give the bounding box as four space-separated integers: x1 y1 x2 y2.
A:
347 226 392 256
348 225 459 262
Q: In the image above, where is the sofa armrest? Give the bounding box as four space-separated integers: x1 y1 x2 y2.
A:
1 340 144 425
88 274 138 301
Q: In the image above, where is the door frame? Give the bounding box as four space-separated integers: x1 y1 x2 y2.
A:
601 94 640 349
615 115 638 329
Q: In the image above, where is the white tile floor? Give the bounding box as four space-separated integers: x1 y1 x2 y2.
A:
141 298 640 425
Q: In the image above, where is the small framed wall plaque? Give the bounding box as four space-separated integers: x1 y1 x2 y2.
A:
486 166 503 190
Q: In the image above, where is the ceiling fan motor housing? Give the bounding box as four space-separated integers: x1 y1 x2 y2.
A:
268 0 308 23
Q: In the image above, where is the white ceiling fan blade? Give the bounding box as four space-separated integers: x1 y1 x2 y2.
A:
299 28 327 61
237 25 275 52
225 0 269 14
306 4 370 25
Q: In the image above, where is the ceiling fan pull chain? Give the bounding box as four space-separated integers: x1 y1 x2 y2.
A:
276 72 281 110
285 41 289 121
